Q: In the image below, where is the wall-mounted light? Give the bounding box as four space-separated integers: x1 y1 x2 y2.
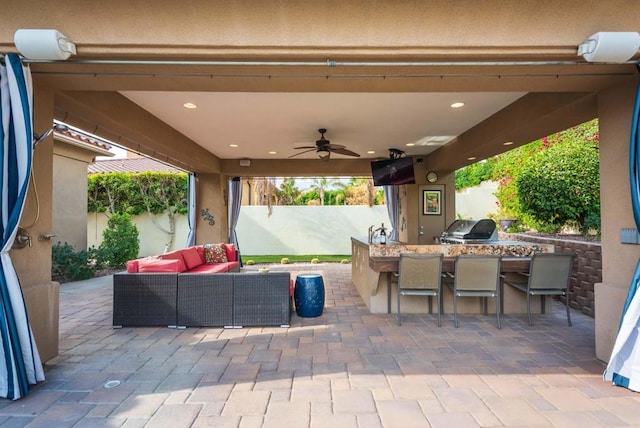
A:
578 32 640 63
14 29 76 60
239 158 251 167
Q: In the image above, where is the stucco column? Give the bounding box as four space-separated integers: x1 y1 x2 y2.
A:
10 81 59 363
595 78 640 362
195 173 229 244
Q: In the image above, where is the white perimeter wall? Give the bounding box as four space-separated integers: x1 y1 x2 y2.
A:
87 183 493 257
455 181 499 219
88 205 390 257
237 206 390 255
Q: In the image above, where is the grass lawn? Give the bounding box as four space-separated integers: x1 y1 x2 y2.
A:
242 255 351 264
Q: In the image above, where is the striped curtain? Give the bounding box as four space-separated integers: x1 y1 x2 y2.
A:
0 53 44 399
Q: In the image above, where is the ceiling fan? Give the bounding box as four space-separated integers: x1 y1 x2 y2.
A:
289 128 360 161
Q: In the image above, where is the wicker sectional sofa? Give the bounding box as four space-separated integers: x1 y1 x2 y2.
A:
112 271 291 328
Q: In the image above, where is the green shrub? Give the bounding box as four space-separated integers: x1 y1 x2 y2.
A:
311 258 320 264
516 139 599 232
280 257 290 264
245 260 255 265
52 242 98 282
340 259 350 264
98 213 139 269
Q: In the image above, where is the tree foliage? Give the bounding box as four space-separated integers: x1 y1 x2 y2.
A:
88 172 188 215
489 119 600 233
455 158 497 190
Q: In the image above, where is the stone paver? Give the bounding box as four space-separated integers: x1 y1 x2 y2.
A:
0 263 635 427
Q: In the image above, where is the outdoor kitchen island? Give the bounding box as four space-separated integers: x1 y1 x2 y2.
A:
351 237 555 316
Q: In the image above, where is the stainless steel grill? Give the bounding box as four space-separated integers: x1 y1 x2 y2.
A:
439 219 498 244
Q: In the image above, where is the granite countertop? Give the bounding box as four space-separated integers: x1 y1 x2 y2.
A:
353 236 554 258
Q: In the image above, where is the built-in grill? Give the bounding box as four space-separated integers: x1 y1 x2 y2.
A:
439 219 498 244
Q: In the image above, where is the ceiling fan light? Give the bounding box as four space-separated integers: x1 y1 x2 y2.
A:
318 150 330 159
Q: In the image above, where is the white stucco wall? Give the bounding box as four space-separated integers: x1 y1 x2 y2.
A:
237 206 390 255
88 212 191 257
455 181 499 219
88 205 390 257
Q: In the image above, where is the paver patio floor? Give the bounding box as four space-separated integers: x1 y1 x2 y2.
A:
0 263 637 427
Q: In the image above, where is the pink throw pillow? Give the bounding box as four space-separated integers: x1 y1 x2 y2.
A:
204 244 228 264
222 243 236 262
181 246 203 270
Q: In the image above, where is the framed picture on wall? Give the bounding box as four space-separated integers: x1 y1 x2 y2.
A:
423 190 441 215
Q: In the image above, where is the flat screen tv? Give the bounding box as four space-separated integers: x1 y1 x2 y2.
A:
371 156 416 186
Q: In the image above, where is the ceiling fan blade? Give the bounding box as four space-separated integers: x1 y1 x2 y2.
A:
293 145 317 150
325 143 346 150
288 148 316 158
330 147 361 157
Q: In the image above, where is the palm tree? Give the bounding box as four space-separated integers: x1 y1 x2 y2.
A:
278 178 300 205
310 177 329 205
310 177 344 205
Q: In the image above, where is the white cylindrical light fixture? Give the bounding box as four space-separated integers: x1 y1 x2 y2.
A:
14 29 77 60
578 31 640 63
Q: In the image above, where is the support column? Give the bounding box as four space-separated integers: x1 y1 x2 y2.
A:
195 173 229 244
11 82 59 363
595 78 640 361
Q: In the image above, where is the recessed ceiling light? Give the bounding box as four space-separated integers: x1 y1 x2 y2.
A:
229 144 239 148
269 151 277 155
451 102 465 108
367 150 375 154
406 143 415 147
503 141 514 146
183 102 197 109
467 156 477 161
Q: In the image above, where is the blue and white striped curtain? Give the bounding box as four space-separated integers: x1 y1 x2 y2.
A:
185 172 196 247
0 53 44 399
604 80 640 392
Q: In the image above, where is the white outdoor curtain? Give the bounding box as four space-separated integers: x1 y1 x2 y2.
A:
228 177 242 264
604 80 640 391
0 53 44 399
185 172 196 247
383 185 399 241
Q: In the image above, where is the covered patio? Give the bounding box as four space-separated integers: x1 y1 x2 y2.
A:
0 263 635 427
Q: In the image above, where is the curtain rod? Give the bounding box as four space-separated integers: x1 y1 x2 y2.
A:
19 58 610 67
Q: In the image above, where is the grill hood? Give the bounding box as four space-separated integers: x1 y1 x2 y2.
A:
440 219 498 243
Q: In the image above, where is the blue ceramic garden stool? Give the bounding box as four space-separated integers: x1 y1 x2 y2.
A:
294 274 325 317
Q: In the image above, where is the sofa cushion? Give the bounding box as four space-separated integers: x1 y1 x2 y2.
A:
158 251 187 272
138 258 183 273
126 259 140 273
187 262 232 273
181 246 203 270
204 244 228 264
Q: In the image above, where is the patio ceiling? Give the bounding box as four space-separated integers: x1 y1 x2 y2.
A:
41 59 631 176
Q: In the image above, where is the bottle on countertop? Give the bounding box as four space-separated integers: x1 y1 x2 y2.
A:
379 223 387 245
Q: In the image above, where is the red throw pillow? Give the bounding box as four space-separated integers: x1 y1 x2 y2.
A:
181 246 203 270
204 244 228 264
222 243 236 262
